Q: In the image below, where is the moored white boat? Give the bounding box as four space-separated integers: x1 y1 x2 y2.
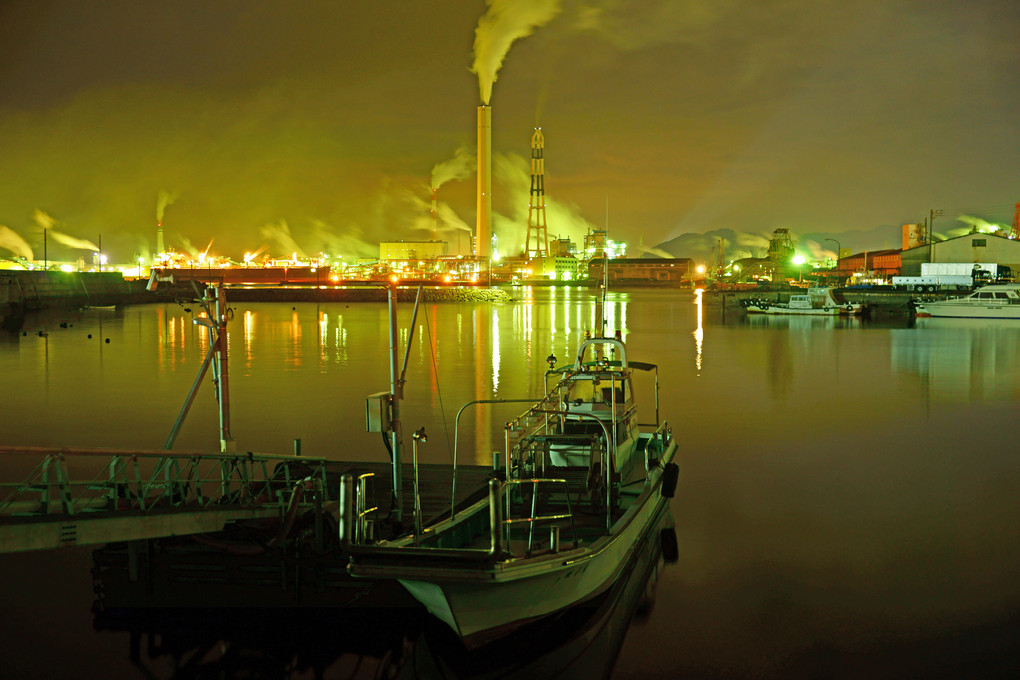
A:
914 283 1020 319
742 287 861 315
341 335 680 646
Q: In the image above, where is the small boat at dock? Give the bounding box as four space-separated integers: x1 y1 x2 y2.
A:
741 287 862 316
342 334 680 646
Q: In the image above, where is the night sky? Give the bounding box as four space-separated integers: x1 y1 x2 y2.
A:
0 0 1017 264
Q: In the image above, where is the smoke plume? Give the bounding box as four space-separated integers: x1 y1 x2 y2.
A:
472 0 563 104
260 219 305 258
956 214 1006 233
493 152 594 253
430 146 475 189
309 219 378 259
0 226 34 260
156 190 178 223
32 210 99 251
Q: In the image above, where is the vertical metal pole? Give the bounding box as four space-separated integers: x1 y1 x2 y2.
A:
411 430 424 543
488 478 502 557
293 439 302 456
214 286 234 452
339 474 354 545
388 284 403 523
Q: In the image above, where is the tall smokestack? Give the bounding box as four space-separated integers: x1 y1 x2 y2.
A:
476 105 491 258
157 221 164 257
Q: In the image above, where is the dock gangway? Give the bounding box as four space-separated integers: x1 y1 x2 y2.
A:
0 446 328 554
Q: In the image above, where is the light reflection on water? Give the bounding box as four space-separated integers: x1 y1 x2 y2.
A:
1 290 1018 678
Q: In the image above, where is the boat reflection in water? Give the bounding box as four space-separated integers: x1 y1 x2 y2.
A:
93 513 678 679
743 313 863 331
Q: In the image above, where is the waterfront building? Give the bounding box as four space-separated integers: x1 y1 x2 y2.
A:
899 232 1020 276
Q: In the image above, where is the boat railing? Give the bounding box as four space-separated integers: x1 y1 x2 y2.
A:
351 472 377 545
508 410 614 533
643 422 674 477
501 477 580 557
0 446 328 518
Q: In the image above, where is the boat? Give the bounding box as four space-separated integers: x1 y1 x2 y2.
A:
913 283 1020 319
341 334 680 647
741 287 861 315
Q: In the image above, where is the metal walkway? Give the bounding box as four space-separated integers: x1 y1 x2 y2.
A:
0 446 327 554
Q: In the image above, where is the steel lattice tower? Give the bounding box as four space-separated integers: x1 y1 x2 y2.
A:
526 128 549 259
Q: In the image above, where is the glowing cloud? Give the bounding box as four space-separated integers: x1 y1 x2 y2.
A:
472 0 563 104
156 189 178 223
0 226 34 260
32 210 99 251
430 145 475 189
260 219 305 258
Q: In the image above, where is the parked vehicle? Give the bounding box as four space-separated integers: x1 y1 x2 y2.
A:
891 274 976 292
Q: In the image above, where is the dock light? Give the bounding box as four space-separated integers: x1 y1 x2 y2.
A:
412 427 427 443
696 265 705 275
793 254 806 265
546 353 557 368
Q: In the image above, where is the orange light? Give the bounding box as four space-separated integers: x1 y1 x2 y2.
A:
390 274 400 284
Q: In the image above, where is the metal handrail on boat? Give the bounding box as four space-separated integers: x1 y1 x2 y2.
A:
508 409 614 533
501 477 580 557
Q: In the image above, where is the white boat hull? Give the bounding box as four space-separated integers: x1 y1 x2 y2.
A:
744 304 858 316
399 488 671 644
915 303 1020 319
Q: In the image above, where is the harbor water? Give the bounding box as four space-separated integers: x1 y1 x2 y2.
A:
1 288 1018 678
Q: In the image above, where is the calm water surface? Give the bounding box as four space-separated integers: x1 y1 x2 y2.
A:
1 288 1018 678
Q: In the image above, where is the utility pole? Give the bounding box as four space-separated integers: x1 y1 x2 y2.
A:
928 208 945 263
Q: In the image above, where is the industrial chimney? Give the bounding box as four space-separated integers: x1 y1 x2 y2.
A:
476 105 491 258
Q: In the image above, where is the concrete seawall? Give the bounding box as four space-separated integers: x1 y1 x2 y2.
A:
1 271 516 328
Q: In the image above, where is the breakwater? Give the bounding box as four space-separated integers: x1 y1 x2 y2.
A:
0 271 194 326
222 285 514 304
0 271 516 328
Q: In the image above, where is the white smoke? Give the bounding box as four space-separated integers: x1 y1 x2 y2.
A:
956 214 1006 233
156 189 178 223
430 145 475 189
472 0 563 104
493 152 595 254
177 236 201 258
309 219 378 259
32 210 99 251
0 226 34 260
260 219 305 258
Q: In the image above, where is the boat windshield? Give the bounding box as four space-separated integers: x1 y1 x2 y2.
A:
566 376 628 405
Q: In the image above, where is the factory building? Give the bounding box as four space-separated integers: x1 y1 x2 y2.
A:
837 249 901 278
899 232 1020 276
380 241 448 261
588 257 694 285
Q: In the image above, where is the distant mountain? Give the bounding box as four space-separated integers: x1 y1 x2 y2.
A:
650 224 903 262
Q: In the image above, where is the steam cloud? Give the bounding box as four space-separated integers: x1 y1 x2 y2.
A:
260 220 305 258
430 146 475 189
156 190 178 223
32 210 99 251
956 214 1006 233
0 226 34 260
472 0 563 104
493 152 595 253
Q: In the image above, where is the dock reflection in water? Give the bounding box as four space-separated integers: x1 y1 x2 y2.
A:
93 514 678 680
